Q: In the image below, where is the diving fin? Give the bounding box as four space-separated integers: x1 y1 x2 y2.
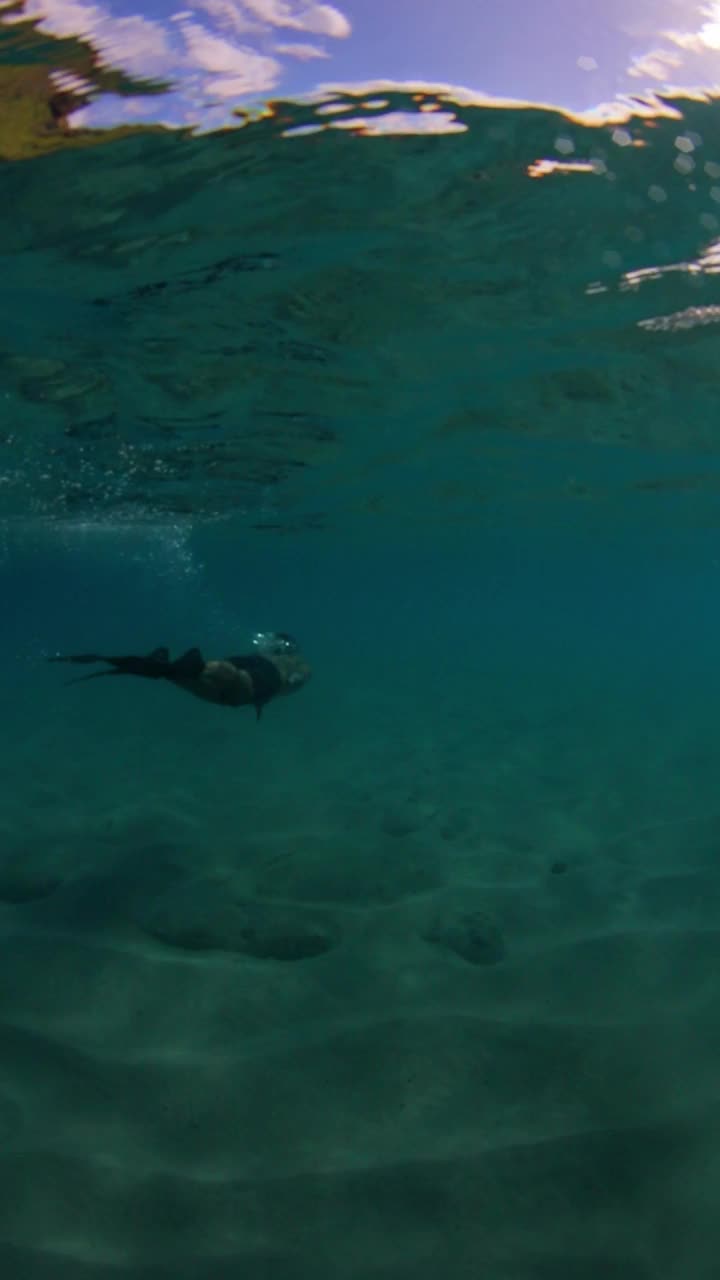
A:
48 648 173 680
48 652 104 666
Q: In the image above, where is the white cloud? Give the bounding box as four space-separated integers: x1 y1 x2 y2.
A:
18 0 174 78
696 2 720 50
239 0 350 37
626 2 720 89
15 0 348 103
184 0 264 36
179 20 281 94
701 23 720 49
10 0 99 37
98 14 177 76
3 0 408 137
24 0 285 109
627 48 683 80
274 40 329 59
663 30 704 53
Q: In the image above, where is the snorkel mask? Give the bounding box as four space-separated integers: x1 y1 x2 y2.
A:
251 631 299 657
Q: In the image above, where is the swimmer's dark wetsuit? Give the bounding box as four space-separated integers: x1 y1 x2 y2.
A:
48 644 311 719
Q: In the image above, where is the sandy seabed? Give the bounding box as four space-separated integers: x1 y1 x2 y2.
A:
1 668 719 1279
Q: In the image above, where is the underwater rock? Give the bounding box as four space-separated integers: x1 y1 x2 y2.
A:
380 806 425 838
139 876 338 961
0 878 60 904
0 863 61 903
421 902 505 966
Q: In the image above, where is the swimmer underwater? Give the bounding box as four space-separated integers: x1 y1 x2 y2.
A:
48 631 310 720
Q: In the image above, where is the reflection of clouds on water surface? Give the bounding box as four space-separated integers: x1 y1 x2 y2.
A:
5 0 352 128
5 0 720 133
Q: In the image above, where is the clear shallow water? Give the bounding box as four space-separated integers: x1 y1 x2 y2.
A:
2 89 720 528
5 20 720 1279
5 523 720 1278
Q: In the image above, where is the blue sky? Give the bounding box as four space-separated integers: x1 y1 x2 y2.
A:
11 0 720 129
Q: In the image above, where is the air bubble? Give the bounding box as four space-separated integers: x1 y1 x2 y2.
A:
675 135 695 154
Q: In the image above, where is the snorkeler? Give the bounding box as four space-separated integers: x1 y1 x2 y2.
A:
48 631 310 720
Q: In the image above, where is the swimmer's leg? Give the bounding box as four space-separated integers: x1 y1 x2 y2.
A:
48 646 201 685
49 647 208 687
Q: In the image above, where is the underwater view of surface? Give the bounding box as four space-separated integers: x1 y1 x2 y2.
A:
5 0 720 1275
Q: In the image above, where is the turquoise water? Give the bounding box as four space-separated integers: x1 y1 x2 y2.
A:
4 79 720 1278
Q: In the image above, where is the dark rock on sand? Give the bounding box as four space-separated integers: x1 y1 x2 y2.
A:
421 902 505 966
380 808 423 838
138 876 339 961
0 863 61 904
